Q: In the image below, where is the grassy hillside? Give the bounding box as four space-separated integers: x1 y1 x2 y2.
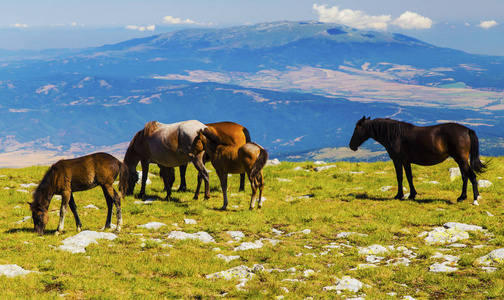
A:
0 157 503 299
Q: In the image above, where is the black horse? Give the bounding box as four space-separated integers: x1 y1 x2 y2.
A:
349 117 488 205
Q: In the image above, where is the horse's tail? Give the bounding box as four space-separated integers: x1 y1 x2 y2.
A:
250 144 268 180
469 129 488 174
118 162 131 197
243 127 251 143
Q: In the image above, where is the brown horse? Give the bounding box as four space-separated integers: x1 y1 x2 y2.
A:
192 121 251 198
192 127 268 210
121 120 210 200
29 152 130 235
349 117 488 205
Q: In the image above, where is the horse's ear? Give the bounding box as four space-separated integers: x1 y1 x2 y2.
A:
366 117 371 120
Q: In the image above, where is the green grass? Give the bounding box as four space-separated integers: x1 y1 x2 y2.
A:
0 157 504 299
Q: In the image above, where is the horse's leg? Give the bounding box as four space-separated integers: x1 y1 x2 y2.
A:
139 160 149 198
404 163 417 200
101 185 114 230
457 166 469 202
102 185 123 232
68 194 82 232
56 191 71 235
192 152 210 200
257 172 265 209
239 173 246 192
217 171 229 210
393 160 405 200
164 167 175 200
178 164 187 192
194 171 204 200
248 172 257 210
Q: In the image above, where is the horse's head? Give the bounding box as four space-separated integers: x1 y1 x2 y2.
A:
125 168 139 195
190 130 206 157
349 116 371 151
29 201 49 235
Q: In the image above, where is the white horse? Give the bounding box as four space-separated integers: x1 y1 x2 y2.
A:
121 120 210 200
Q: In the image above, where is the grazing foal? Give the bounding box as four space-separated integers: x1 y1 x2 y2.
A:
29 152 129 235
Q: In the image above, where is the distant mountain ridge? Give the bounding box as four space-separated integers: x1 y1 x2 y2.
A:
0 21 503 167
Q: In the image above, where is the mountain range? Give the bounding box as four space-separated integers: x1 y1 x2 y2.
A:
1 21 503 167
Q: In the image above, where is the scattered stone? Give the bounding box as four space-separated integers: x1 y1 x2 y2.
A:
386 257 411 266
84 204 99 210
184 219 197 225
0 264 36 277
449 168 461 181
15 216 31 224
444 222 484 232
358 245 390 255
167 231 215 243
292 166 307 171
365 255 385 263
266 159 281 167
475 248 504 266
422 227 470 245
286 229 311 237
314 161 327 165
272 228 284 235
234 240 263 251
429 262 458 273
478 180 492 188
337 232 368 238
323 276 370 293
59 230 118 254
137 222 166 230
227 231 245 241
314 165 336 172
216 254 240 262
206 265 256 280
20 183 38 188
303 269 316 277
380 186 393 192
276 178 292 182
352 264 377 270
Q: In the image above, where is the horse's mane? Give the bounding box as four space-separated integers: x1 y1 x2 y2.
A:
32 166 56 206
143 121 160 137
202 127 223 145
366 118 414 149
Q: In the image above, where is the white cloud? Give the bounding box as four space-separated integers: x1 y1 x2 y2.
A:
163 16 197 25
10 23 28 28
125 25 156 31
312 4 390 30
477 20 498 29
392 11 433 29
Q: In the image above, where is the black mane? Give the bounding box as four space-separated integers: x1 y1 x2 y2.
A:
366 118 414 149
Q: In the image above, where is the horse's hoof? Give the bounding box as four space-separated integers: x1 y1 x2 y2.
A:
220 206 227 211
394 195 404 200
54 231 61 236
472 200 479 206
457 197 467 202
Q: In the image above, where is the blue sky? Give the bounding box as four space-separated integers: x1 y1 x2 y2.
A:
1 0 503 55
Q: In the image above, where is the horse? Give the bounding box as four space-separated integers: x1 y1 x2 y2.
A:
29 152 130 235
349 116 488 205
192 121 251 198
121 120 210 200
191 127 268 210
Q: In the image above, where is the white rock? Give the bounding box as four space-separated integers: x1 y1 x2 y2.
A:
84 204 99 210
184 219 197 225
58 230 118 253
227 231 245 241
314 165 336 172
314 161 327 165
337 232 368 238
429 262 458 273
167 231 215 243
234 240 264 251
358 244 390 255
137 222 166 230
323 276 370 293
449 168 461 181
424 227 469 245
216 254 240 263
276 178 292 182
478 180 492 188
266 159 281 166
20 183 38 188
206 265 255 280
0 264 36 277
475 248 504 266
444 222 484 232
